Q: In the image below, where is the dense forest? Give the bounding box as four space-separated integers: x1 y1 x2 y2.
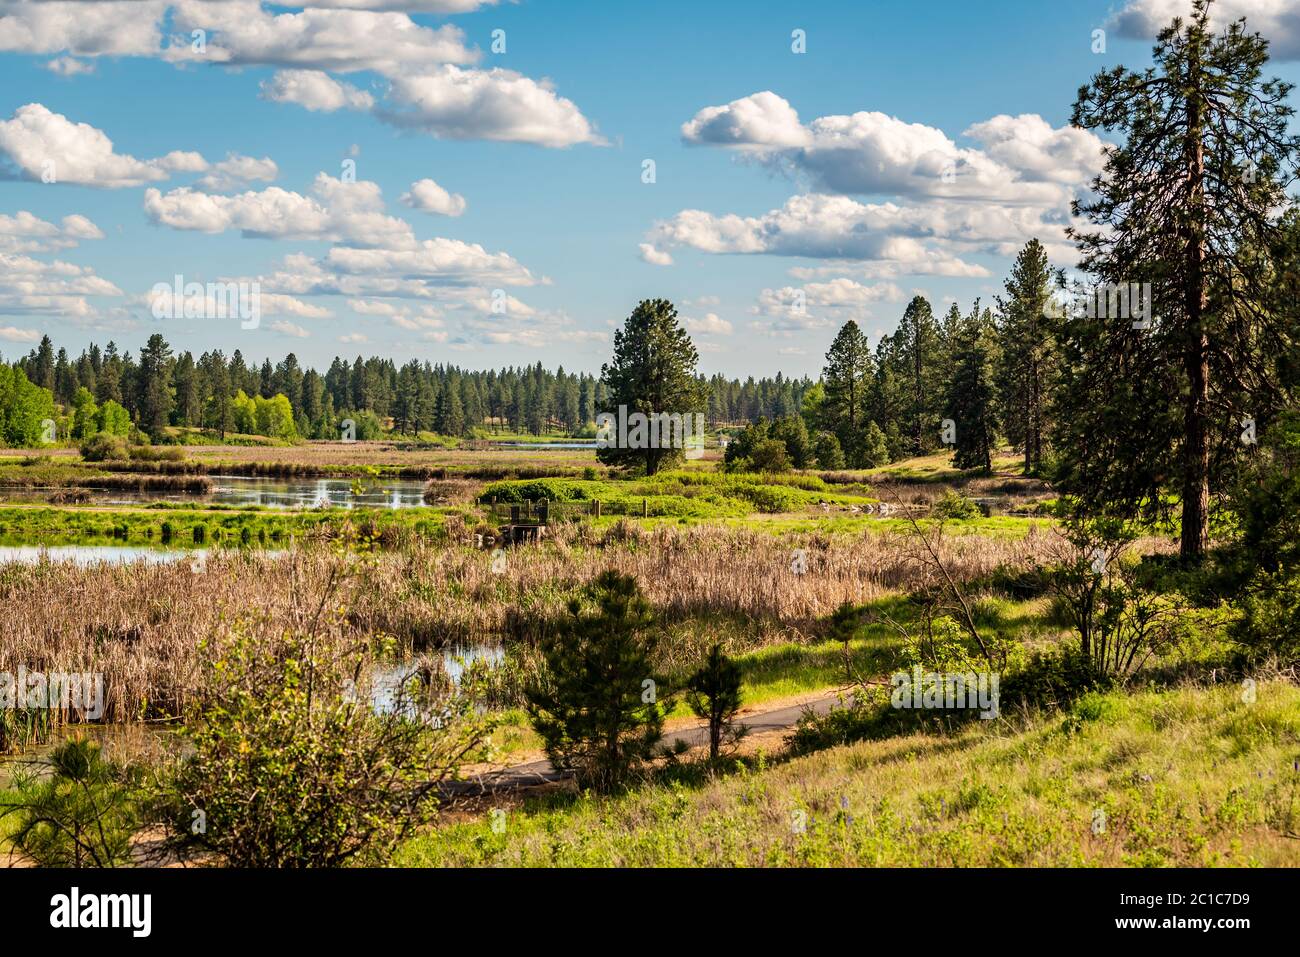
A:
0 333 817 445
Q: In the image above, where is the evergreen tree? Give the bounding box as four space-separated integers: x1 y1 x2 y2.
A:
814 431 846 469
1063 0 1300 560
820 320 873 466
997 239 1059 474
860 421 890 468
896 295 944 457
946 304 1000 471
172 353 200 428
137 335 174 440
31 336 55 392
598 299 704 474
525 572 665 793
685 645 744 762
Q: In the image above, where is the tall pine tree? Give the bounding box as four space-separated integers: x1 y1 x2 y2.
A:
598 299 703 474
997 239 1059 475
1062 0 1300 560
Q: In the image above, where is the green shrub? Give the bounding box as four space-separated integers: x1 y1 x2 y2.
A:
128 444 186 462
997 646 1111 713
814 431 846 469
79 432 129 462
749 438 792 473
734 483 801 513
481 478 586 503
931 490 982 520
161 625 492 867
525 572 666 793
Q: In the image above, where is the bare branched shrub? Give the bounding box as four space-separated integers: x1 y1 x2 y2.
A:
1038 513 1186 679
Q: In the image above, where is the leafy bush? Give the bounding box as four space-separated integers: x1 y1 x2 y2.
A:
1039 511 1187 678
128 444 186 462
996 646 1111 713
749 438 792 473
859 421 890 467
481 478 586 503
724 416 808 473
734 482 801 513
79 432 130 462
931 490 982 520
161 624 492 867
1226 412 1300 663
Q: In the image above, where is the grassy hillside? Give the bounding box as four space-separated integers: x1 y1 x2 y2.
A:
398 681 1300 867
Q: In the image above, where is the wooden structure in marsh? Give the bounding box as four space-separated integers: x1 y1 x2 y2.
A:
484 495 656 545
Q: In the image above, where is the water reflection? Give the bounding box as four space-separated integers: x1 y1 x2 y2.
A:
210 476 428 510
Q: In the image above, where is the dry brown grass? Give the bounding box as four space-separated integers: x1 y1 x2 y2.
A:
0 522 1094 735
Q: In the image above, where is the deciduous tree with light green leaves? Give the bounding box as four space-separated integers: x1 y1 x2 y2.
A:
0 365 56 447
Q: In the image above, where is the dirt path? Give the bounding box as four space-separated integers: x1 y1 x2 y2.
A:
444 691 848 796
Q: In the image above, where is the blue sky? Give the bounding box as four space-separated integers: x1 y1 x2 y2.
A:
1 0 1298 378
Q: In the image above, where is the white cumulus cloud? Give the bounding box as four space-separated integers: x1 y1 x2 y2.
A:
400 178 467 217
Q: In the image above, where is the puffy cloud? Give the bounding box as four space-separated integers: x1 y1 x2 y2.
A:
44 56 94 77
681 91 810 150
1111 0 1300 60
400 178 467 217
0 251 122 321
196 153 279 192
144 173 415 248
683 312 733 335
0 211 103 254
0 1 477 74
322 237 538 286
0 104 207 187
683 92 1105 205
648 192 1075 267
269 319 309 338
0 4 601 151
347 297 445 335
0 325 41 343
463 310 605 348
260 70 374 112
260 293 331 319
799 277 904 307
638 243 673 266
381 65 603 147
750 279 902 334
156 151 208 173
963 114 1106 186
0 1 167 57
165 1 476 75
348 298 409 316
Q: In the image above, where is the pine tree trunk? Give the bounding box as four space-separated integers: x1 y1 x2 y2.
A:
1179 67 1210 563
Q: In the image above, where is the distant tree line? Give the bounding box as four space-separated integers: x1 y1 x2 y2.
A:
4 331 814 445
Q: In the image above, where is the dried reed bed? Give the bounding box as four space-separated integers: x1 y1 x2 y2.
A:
0 521 1124 734
180 441 600 473
6 516 1187 741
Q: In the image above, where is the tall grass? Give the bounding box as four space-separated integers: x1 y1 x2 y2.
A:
0 524 1086 740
